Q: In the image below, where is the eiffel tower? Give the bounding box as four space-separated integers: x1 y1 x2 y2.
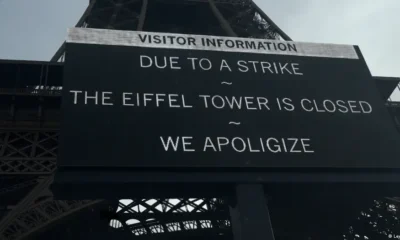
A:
1 0 400 239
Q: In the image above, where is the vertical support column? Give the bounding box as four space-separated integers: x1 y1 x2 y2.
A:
230 184 275 240
137 0 148 31
0 131 10 156
30 131 39 157
0 176 53 236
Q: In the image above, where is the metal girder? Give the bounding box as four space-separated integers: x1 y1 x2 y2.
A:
116 198 225 215
0 178 38 196
50 0 289 62
0 159 56 175
0 197 229 239
0 176 53 239
251 2 291 41
0 130 58 175
0 101 399 176
110 198 230 236
209 0 238 37
87 0 141 30
0 199 102 240
75 0 97 28
216 2 279 39
0 172 99 240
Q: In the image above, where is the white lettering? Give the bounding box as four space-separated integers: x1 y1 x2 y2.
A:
212 95 225 109
101 92 113 105
359 101 372 114
288 138 301 153
220 59 232 72
199 95 210 108
292 63 303 75
182 136 195 152
225 96 242 109
85 91 98 105
237 60 249 72
232 137 246 152
122 92 134 106
140 55 152 68
155 93 165 107
257 97 270 110
143 93 153 107
199 58 212 70
217 137 229 151
301 139 314 153
348 101 360 113
168 94 180 108
70 90 82 104
187 57 198 70
170 56 181 70
160 136 180 151
203 137 217 152
267 138 281 153
181 94 193 108
301 99 313 112
244 97 257 110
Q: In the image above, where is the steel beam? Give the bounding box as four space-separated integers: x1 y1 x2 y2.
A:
0 130 58 175
0 199 102 240
0 176 53 238
229 184 275 240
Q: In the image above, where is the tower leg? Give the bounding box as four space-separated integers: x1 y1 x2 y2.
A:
230 184 275 240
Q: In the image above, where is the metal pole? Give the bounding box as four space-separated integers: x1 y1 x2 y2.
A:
229 184 275 240
209 0 238 37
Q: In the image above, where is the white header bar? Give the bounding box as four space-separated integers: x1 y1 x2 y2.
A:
67 28 359 59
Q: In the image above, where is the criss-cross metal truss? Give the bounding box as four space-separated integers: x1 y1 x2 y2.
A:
2 1 292 237
0 199 103 240
0 130 58 174
109 198 231 236
0 197 230 239
51 0 291 62
1 105 399 176
0 175 101 240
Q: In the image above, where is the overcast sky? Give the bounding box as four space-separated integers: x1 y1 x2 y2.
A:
0 0 399 99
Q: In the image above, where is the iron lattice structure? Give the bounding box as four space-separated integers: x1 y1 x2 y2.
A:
5 195 398 240
0 130 58 174
0 1 291 239
0 0 400 239
1 198 231 240
1 199 103 240
109 198 231 237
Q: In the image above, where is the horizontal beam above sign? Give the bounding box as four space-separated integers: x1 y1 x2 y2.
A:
66 28 359 59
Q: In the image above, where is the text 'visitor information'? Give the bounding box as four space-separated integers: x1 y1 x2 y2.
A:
59 28 400 169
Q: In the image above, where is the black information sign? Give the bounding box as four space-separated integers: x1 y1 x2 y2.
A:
59 28 400 170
